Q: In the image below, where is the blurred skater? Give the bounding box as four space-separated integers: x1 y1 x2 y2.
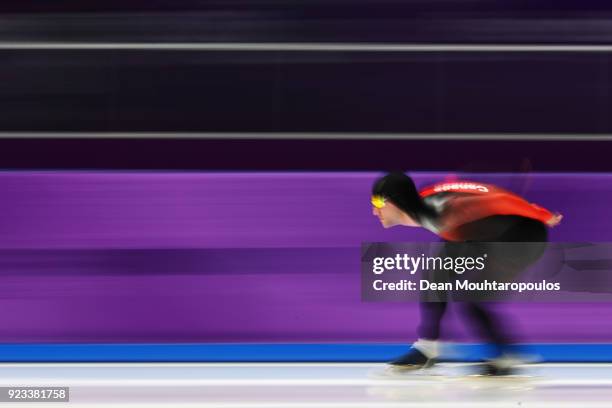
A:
371 172 562 375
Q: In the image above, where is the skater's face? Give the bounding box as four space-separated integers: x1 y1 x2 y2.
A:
371 196 419 228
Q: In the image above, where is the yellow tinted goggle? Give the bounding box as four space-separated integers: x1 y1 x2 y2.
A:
371 195 387 209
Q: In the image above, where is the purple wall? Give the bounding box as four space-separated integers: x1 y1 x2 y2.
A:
0 171 609 343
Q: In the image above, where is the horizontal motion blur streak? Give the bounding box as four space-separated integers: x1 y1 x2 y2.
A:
3 42 612 52
0 132 611 141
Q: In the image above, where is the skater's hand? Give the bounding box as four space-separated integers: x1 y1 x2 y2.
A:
547 213 563 227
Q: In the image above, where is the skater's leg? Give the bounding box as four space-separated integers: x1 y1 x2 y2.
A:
456 217 548 375
418 301 447 340
390 241 452 369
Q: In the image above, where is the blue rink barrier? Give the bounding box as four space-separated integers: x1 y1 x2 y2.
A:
0 343 611 362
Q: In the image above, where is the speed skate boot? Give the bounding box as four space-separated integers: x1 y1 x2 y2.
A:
473 354 525 377
388 339 438 371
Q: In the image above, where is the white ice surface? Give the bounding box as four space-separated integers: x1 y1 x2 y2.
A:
0 363 610 407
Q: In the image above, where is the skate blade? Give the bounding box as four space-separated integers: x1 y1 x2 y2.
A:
369 365 444 380
464 373 535 381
